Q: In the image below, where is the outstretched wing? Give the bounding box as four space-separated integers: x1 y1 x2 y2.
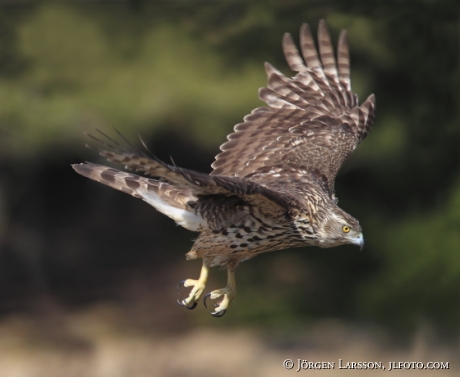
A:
73 148 301 229
83 129 297 212
211 20 375 198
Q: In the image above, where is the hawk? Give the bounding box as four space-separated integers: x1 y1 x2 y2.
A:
73 20 375 317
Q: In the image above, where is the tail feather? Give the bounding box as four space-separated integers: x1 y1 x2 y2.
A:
72 163 204 231
87 129 227 193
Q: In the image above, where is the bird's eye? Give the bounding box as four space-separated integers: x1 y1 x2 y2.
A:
342 225 350 233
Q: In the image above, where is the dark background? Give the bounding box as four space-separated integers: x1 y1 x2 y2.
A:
0 1 458 375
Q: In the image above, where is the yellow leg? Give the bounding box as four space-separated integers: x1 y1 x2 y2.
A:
203 265 236 317
177 261 209 309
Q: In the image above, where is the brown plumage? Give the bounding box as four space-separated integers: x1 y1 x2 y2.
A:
73 20 375 317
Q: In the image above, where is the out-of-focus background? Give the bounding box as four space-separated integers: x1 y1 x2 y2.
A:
0 1 459 376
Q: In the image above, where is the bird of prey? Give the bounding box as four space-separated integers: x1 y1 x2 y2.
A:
73 20 375 317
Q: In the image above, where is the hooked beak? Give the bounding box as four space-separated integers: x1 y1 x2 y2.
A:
354 233 364 251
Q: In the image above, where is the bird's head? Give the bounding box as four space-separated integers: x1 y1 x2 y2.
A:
317 207 364 250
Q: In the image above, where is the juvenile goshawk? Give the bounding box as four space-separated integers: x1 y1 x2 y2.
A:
73 20 375 317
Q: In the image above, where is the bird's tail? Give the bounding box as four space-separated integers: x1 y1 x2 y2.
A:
72 163 204 231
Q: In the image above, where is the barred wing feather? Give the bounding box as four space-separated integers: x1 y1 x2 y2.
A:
211 20 375 198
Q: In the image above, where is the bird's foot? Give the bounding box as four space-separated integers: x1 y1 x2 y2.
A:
177 278 206 310
203 287 235 317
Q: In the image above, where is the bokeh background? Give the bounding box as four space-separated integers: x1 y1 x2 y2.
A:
0 1 459 376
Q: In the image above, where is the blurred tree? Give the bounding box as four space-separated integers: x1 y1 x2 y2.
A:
0 10 29 77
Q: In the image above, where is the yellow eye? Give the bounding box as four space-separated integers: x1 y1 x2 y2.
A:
342 225 350 233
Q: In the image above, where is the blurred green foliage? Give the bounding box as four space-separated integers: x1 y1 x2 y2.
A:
0 0 459 336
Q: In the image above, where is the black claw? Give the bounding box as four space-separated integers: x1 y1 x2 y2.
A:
177 298 197 310
177 280 186 292
203 292 212 308
211 309 226 317
186 302 197 310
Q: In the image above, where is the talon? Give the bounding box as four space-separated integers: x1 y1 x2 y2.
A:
203 292 212 308
177 280 186 292
211 309 226 317
177 298 197 309
176 280 186 306
186 302 197 310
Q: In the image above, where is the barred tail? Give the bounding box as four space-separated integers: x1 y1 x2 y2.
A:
72 163 204 231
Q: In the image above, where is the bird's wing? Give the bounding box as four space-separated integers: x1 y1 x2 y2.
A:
81 129 302 220
211 20 375 198
73 157 299 225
